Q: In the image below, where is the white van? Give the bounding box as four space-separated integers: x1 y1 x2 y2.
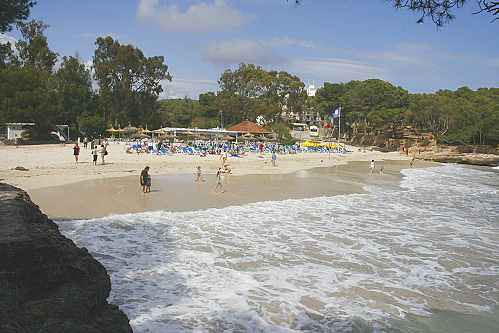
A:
309 125 318 137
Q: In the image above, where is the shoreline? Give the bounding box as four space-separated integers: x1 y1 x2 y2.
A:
0 143 439 219
30 159 438 219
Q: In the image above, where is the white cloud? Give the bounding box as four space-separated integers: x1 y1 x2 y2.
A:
0 33 17 46
160 74 219 99
202 38 286 66
290 57 388 83
136 0 249 34
267 36 324 52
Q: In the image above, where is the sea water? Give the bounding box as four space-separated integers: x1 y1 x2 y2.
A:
58 164 499 332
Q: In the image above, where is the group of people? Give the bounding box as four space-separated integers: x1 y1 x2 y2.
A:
369 156 415 174
73 141 108 165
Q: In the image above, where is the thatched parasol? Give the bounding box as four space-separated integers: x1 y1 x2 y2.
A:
193 134 209 141
122 123 138 134
213 133 225 140
221 135 235 141
160 133 178 140
141 125 152 133
131 132 150 139
257 135 268 141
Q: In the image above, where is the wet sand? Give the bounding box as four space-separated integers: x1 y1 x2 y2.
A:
30 160 439 219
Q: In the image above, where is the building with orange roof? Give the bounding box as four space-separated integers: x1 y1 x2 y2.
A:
226 120 270 134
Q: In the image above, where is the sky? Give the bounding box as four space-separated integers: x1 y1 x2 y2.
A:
2 0 498 100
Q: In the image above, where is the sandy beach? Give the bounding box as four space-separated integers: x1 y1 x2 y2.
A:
0 142 435 218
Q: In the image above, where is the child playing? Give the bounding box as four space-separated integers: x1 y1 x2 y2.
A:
194 166 203 181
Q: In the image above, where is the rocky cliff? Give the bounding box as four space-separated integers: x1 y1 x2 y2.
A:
0 183 132 332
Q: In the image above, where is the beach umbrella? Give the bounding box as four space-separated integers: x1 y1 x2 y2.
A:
194 134 209 141
269 131 278 138
160 133 178 140
106 126 117 132
238 136 256 142
268 137 278 142
141 125 152 133
257 135 268 141
213 133 225 140
132 132 150 139
122 123 138 135
221 135 235 141
242 132 254 138
182 130 195 135
153 128 167 135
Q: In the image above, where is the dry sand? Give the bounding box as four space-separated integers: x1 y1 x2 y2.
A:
0 142 437 218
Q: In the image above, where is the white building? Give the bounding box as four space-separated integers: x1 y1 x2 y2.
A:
4 123 34 140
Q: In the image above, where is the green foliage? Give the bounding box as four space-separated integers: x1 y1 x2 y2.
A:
56 55 95 132
265 122 292 139
77 111 106 137
14 20 58 73
217 63 306 125
0 0 36 33
92 36 172 127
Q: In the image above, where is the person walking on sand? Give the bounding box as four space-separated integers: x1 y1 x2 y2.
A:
410 156 414 168
14 134 19 148
141 166 150 194
194 166 203 182
100 144 106 164
369 159 375 174
213 168 224 193
271 151 276 166
221 150 227 165
73 143 80 163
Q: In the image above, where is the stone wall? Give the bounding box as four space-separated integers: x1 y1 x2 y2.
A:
0 183 132 332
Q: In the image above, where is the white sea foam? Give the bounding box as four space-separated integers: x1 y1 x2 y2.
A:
59 164 499 332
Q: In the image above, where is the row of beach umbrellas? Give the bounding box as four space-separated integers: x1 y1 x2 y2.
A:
106 124 283 142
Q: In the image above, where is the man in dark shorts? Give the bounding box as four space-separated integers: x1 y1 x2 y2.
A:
141 166 150 194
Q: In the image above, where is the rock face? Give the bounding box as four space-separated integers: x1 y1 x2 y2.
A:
0 183 132 332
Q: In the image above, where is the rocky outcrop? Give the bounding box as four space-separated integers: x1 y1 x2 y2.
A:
422 153 499 166
0 183 132 332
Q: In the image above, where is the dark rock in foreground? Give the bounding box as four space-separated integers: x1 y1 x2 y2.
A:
0 183 132 332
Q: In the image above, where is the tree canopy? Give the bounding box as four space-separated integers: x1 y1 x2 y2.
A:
217 63 306 125
93 36 172 128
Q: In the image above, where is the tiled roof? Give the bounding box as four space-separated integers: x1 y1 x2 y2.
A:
226 120 270 133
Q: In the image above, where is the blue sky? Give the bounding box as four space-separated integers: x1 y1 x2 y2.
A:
2 0 498 99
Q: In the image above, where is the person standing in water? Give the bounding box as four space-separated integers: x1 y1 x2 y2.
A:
369 160 375 174
213 168 224 193
194 166 203 181
141 166 150 194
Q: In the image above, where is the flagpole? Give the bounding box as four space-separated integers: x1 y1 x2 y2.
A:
338 107 341 151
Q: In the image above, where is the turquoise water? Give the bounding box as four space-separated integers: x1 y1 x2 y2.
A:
59 164 499 332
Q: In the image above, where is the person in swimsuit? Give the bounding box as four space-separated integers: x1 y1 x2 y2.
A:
213 168 224 193
194 166 203 181
369 160 375 174
73 143 80 163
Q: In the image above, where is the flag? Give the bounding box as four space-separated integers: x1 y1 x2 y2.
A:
332 107 341 118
